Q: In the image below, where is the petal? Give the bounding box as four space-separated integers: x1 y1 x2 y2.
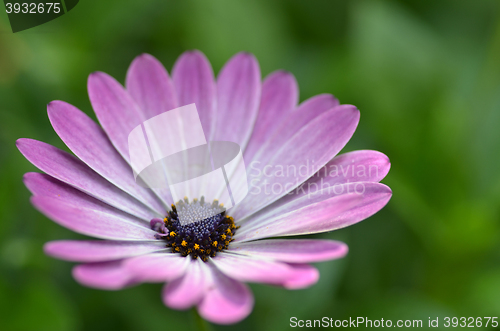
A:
312 150 391 184
125 53 178 118
124 253 190 283
228 239 348 263
282 264 320 290
212 252 319 289
31 195 156 241
261 149 391 212
88 71 145 161
44 240 167 262
47 100 165 216
198 262 254 324
213 52 261 149
244 70 298 162
233 105 360 220
249 93 339 165
88 71 173 206
17 139 158 220
24 172 113 211
23 172 157 225
172 50 216 141
162 259 208 310
235 183 392 242
72 260 138 290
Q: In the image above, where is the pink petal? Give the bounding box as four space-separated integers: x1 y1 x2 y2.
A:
262 149 391 212
282 264 320 290
25 173 118 212
212 252 319 289
44 240 167 262
213 52 261 149
235 183 392 242
249 93 339 166
172 50 216 141
47 100 165 216
244 70 298 162
17 139 158 220
162 259 208 310
228 239 348 263
24 172 156 225
232 105 360 220
72 260 138 290
197 262 254 324
88 71 173 206
312 150 391 185
125 53 178 118
124 253 190 283
31 196 156 241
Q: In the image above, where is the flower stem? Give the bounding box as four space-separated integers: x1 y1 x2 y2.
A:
192 308 212 331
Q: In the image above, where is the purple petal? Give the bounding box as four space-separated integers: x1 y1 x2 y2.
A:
88 71 145 160
244 70 298 162
198 262 254 324
212 253 319 289
17 139 159 220
249 93 339 166
150 218 164 232
228 239 348 263
233 105 360 220
23 172 156 226
24 172 116 211
312 150 391 184
261 149 391 212
235 183 392 242
72 260 138 290
213 52 261 149
47 100 165 216
162 259 207 310
172 50 216 141
44 240 167 262
31 196 156 241
88 71 173 206
126 53 178 118
282 264 320 290
124 253 190 283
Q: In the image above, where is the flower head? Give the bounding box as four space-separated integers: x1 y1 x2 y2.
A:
17 51 391 324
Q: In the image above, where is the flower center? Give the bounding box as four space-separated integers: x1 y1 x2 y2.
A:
151 197 238 262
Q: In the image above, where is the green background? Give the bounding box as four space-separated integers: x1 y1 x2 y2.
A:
1 0 499 330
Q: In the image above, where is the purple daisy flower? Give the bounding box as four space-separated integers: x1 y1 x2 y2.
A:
17 51 391 324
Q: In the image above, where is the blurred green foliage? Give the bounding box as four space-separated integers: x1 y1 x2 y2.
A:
1 0 499 330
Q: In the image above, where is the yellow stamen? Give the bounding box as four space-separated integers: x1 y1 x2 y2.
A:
181 240 187 247
212 241 218 247
170 231 177 237
194 244 200 250
221 234 227 240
